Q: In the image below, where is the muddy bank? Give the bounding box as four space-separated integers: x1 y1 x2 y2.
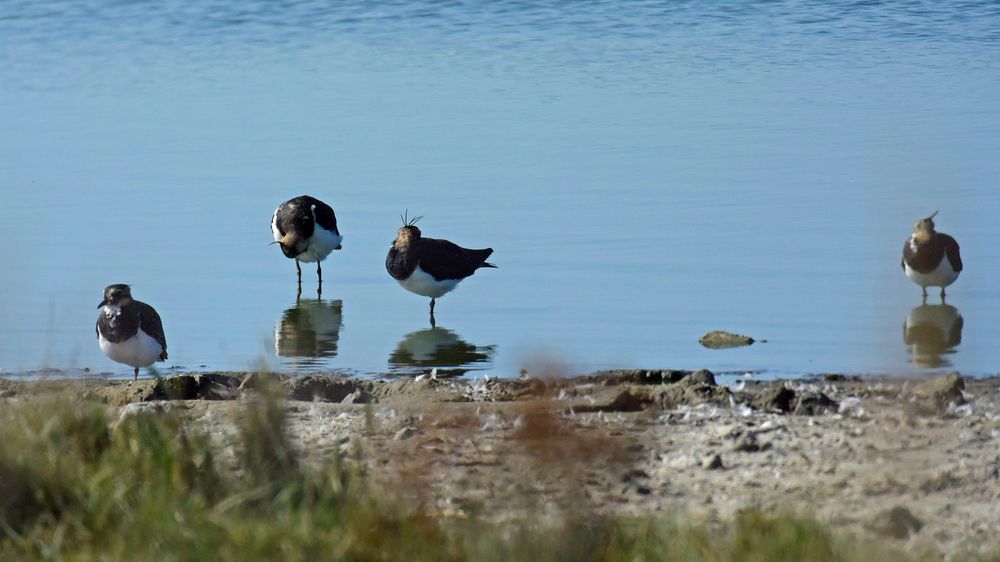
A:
3 370 1000 557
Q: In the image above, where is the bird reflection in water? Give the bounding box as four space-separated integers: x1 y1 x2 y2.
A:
903 302 963 368
274 297 343 366
389 326 495 378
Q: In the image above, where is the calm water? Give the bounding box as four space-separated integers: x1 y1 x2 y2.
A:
2 1 999 379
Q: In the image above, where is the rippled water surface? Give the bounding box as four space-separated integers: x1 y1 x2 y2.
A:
2 1 999 378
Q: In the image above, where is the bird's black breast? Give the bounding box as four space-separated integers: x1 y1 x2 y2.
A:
386 247 418 280
903 233 962 274
96 301 168 359
96 305 140 343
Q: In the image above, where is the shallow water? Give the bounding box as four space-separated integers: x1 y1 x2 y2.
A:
2 1 999 378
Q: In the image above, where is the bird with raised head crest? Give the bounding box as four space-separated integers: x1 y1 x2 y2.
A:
386 211 496 325
902 211 963 302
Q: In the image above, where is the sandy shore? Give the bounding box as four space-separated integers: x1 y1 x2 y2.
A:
3 369 999 558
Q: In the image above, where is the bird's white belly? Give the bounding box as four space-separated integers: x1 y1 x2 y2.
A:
397 265 460 298
99 331 163 368
270 211 282 242
297 228 343 263
905 257 959 288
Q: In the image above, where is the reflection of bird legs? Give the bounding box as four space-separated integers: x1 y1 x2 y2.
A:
429 298 436 328
317 262 323 297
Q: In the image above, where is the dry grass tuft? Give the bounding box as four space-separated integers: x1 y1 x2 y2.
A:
0 390 981 561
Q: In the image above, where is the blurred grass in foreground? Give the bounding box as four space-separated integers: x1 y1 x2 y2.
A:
0 390 977 562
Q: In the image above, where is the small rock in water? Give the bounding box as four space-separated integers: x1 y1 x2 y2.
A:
699 331 755 349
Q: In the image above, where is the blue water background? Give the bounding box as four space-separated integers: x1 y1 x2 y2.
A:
1 1 999 378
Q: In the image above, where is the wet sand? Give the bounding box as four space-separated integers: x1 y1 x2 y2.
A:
3 370 999 558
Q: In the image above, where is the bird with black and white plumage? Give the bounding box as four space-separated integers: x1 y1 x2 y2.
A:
386 212 496 325
902 211 963 302
96 284 168 383
271 195 343 290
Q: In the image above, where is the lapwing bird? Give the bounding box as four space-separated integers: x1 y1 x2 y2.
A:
901 211 963 301
96 284 167 383
271 195 342 289
386 213 496 325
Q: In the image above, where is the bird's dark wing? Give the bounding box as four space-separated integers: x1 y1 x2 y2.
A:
941 234 963 272
309 198 339 235
417 238 494 281
135 301 168 361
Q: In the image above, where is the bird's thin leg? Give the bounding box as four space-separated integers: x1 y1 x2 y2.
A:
133 367 139 383
921 293 927 306
921 286 927 300
429 298 436 328
430 298 436 315
296 260 302 284
940 287 947 303
317 261 323 284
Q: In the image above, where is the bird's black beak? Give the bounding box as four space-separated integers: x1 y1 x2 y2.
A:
927 210 939 220
98 298 108 309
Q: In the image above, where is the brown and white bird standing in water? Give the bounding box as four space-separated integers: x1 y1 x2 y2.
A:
96 284 168 383
271 195 343 290
386 213 496 325
902 211 963 301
